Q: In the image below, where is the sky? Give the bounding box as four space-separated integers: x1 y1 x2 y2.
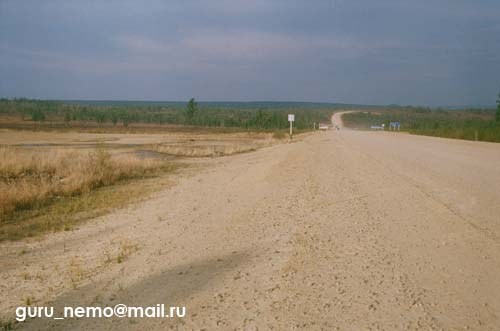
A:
1 0 499 106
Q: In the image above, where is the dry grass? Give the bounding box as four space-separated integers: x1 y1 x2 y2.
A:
0 175 175 242
0 146 174 226
152 133 281 157
116 240 139 264
272 131 287 139
0 130 289 241
152 143 259 157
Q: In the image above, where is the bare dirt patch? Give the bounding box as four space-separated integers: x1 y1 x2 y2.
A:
0 129 292 241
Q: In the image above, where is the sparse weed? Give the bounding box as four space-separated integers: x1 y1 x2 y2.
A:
0 318 14 331
69 258 84 289
24 296 32 306
272 131 287 139
116 240 139 264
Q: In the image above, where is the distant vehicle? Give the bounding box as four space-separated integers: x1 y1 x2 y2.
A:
319 124 329 130
370 125 385 130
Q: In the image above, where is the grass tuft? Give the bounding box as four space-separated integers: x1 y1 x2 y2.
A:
272 131 287 139
0 319 14 331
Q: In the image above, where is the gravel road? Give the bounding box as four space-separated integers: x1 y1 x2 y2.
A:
4 113 500 330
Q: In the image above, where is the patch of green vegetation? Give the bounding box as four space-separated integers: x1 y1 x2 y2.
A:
0 98 339 131
496 92 500 122
342 107 500 143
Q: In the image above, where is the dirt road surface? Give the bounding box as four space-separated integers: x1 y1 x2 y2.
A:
2 112 500 330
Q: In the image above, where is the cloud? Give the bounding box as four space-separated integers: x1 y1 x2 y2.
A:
115 31 388 63
1 0 499 104
115 31 303 59
0 43 179 73
114 35 174 54
1 29 459 76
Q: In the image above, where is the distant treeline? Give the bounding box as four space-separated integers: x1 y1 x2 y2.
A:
0 98 339 131
342 106 500 143
3 98 499 141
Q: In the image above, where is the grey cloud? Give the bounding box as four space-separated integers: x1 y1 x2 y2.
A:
0 0 499 105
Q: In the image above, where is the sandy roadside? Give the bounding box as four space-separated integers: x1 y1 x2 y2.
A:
2 125 500 330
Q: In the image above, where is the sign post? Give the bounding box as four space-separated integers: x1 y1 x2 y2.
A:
288 114 295 139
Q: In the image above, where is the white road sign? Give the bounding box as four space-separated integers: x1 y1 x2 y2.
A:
288 114 295 122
